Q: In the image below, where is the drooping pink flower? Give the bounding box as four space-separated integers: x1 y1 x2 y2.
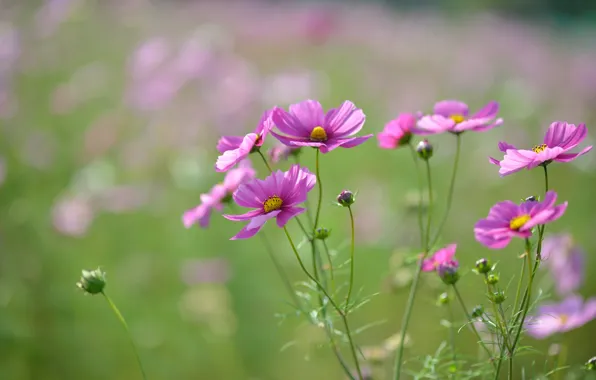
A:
413 100 502 135
422 244 458 272
270 100 372 154
526 295 596 339
377 113 417 149
541 234 584 296
224 165 316 240
183 160 255 228
489 121 592 176
215 109 274 172
268 145 301 164
474 191 567 249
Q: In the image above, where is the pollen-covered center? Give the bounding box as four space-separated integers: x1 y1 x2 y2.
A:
310 126 328 142
509 214 531 230
449 114 466 124
532 144 547 153
263 195 283 213
559 314 569 325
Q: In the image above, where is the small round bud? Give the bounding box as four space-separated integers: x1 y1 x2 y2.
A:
491 290 506 304
586 356 596 371
471 305 484 318
76 268 106 295
416 139 433 160
337 190 355 207
486 273 499 285
437 292 450 305
525 195 537 202
475 258 491 274
437 261 459 285
314 228 331 240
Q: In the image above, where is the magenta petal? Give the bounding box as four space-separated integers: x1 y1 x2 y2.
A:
498 141 517 152
414 115 454 135
488 157 500 165
223 209 263 221
554 145 593 162
215 134 257 172
325 101 366 136
183 204 211 228
272 107 309 137
276 206 306 227
289 140 325 148
475 232 512 249
421 259 435 272
217 135 244 154
378 132 398 149
230 224 262 240
289 99 324 131
472 100 499 119
433 100 469 117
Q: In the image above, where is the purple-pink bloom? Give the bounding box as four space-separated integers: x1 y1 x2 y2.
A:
422 244 457 272
474 191 567 249
526 295 596 339
268 145 301 164
489 121 592 176
215 109 274 172
377 113 417 149
224 164 315 240
270 100 372 154
541 234 584 296
413 100 502 135
183 160 255 228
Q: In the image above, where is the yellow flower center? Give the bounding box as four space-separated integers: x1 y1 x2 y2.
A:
559 314 569 325
310 126 327 142
532 144 547 153
509 214 531 230
263 195 283 213
450 114 466 124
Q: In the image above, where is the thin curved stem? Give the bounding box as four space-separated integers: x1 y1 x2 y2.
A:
452 285 496 368
322 240 335 291
408 143 425 249
257 150 273 173
344 206 356 314
283 227 363 380
447 296 457 365
393 158 434 379
102 292 148 380
313 148 324 231
511 256 527 322
424 159 433 251
429 133 462 249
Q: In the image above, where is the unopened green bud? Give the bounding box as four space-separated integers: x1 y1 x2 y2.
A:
486 273 499 285
76 268 106 295
337 190 355 207
437 292 450 305
475 258 491 274
314 228 331 240
437 261 459 285
586 356 596 371
416 139 433 160
491 290 506 304
471 305 484 318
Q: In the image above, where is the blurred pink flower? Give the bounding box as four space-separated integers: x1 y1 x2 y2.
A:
541 234 584 296
52 195 94 237
422 244 457 272
414 100 502 135
378 113 417 149
527 296 596 339
268 145 301 164
181 258 231 285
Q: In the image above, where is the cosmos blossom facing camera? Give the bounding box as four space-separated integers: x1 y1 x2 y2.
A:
413 100 502 135
215 109 274 172
183 160 255 228
489 121 593 177
526 295 596 339
224 165 315 240
377 113 417 149
270 100 372 154
474 191 567 249
422 244 457 272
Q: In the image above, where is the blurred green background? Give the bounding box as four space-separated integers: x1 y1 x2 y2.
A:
1 0 596 379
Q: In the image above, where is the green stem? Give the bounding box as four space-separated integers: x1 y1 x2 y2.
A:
543 164 549 193
452 285 496 368
424 159 433 251
408 143 425 249
313 148 323 231
322 240 335 291
447 296 457 365
344 206 356 314
393 158 434 379
511 256 527 323
429 133 462 249
257 150 273 173
283 227 363 380
101 292 148 380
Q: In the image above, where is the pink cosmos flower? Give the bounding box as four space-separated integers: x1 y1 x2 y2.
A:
215 109 274 172
474 191 567 249
541 234 584 296
422 244 457 272
414 100 502 135
526 295 596 339
378 113 417 149
270 100 372 154
183 160 255 228
489 121 592 176
224 165 316 240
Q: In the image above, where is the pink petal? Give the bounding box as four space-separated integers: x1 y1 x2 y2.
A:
217 135 244 154
554 145 593 162
433 100 469 117
223 209 263 221
289 99 324 131
325 101 366 137
276 206 306 227
271 107 309 137
471 101 499 119
215 134 257 172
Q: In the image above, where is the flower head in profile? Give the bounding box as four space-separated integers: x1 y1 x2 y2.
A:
474 191 567 249
422 244 457 272
378 113 417 149
271 100 372 154
414 100 502 135
541 234 584 296
526 295 596 339
268 144 301 164
215 109 274 172
489 121 592 176
183 160 255 228
224 165 315 240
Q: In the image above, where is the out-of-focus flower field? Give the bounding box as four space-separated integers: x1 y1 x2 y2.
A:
1 1 596 379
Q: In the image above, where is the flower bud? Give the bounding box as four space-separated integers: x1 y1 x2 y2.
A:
490 290 506 304
314 227 331 240
76 268 106 295
486 273 499 285
586 356 596 371
416 139 433 160
437 261 459 285
475 258 491 274
471 305 484 318
337 190 355 207
437 292 450 305
524 195 537 202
